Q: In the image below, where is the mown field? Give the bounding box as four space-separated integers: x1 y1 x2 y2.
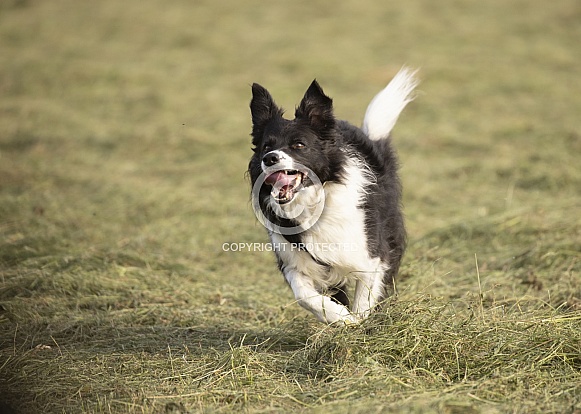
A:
1 0 580 412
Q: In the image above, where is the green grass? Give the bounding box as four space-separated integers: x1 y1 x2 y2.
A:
1 0 580 412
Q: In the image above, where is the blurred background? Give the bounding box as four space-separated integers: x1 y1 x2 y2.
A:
1 0 579 247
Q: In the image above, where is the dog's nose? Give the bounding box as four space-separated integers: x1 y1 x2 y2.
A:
263 152 280 167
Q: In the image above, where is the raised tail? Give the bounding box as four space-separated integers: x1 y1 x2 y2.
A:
362 67 419 141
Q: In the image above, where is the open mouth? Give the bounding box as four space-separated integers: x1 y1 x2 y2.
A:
264 169 306 204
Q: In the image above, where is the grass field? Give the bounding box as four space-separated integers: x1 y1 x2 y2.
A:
1 0 580 412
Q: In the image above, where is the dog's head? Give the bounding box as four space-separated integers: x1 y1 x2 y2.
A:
248 80 344 207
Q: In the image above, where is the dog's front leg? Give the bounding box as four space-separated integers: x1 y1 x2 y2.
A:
284 269 358 324
352 270 385 320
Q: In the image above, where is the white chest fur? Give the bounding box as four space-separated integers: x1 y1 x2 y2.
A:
270 158 384 290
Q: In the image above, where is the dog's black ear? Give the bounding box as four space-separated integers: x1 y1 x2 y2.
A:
295 80 334 132
250 83 283 140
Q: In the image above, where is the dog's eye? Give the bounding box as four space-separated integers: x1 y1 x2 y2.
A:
292 142 306 150
263 144 272 152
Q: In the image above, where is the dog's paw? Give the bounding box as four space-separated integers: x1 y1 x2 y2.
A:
330 313 360 327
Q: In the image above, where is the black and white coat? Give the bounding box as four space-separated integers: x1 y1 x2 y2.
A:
249 68 418 324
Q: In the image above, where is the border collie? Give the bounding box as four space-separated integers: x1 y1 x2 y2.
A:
248 68 418 324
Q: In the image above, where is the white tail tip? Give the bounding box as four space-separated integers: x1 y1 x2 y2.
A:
362 67 419 140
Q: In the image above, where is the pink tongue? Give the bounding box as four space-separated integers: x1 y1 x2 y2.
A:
265 171 295 186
